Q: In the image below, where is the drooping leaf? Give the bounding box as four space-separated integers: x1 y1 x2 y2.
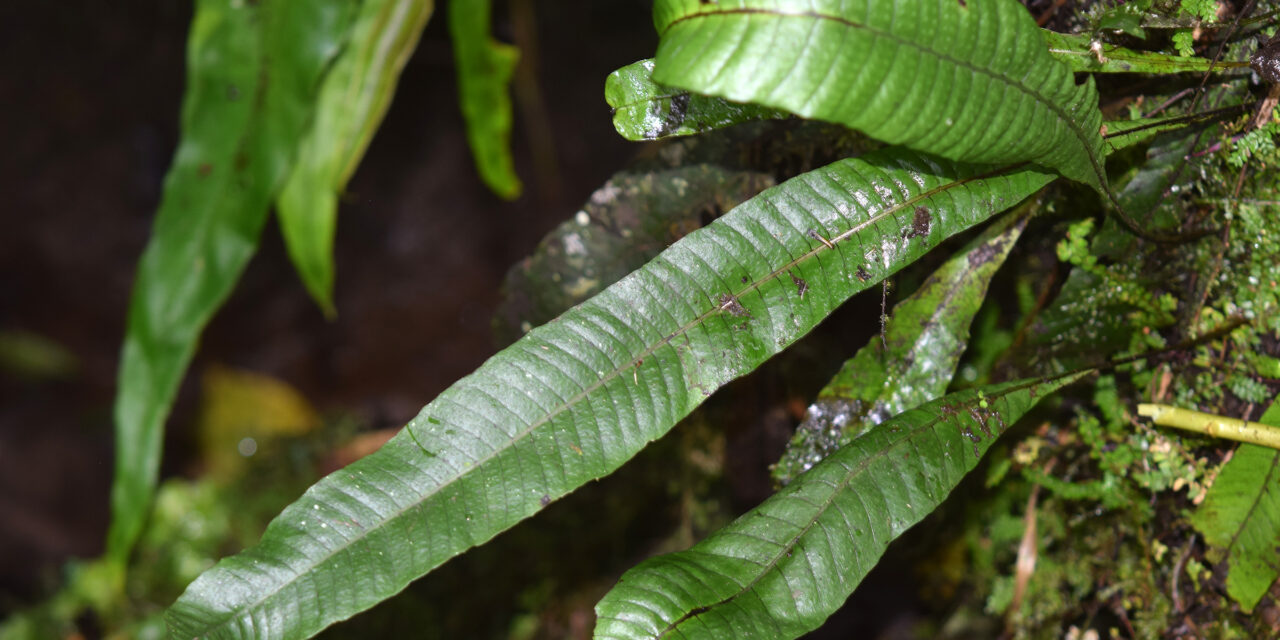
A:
166 147 1057 639
107 0 352 570
1190 398 1280 613
772 207 1030 485
450 0 521 199
1042 30 1233 74
594 372 1090 640
605 59 790 141
494 165 774 344
277 0 434 314
650 0 1108 191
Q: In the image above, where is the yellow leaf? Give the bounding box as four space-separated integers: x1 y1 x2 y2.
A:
197 365 319 481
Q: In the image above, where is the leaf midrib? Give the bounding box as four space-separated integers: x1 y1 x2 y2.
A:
1222 447 1280 558
205 161 1007 634
660 7 1108 188
653 377 1053 637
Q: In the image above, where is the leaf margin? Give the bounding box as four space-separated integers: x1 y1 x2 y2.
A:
106 0 354 573
649 0 1110 193
165 147 1058 639
594 371 1091 639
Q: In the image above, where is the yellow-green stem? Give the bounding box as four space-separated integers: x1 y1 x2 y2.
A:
1138 404 1280 450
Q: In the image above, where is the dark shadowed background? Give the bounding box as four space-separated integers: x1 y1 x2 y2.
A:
0 0 654 604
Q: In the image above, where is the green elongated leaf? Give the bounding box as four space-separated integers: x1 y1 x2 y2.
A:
1042 30 1231 74
650 0 1108 192
107 0 352 570
1100 106 1250 157
1190 398 1280 613
277 0 434 314
772 207 1030 485
166 147 1056 639
1102 116 1194 160
450 0 521 199
606 59 790 141
595 372 1089 640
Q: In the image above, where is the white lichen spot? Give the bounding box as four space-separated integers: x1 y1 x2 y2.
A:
563 233 587 257
590 182 620 205
1090 40 1107 64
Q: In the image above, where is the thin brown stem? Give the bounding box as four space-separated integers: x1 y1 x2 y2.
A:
1170 534 1196 613
1144 88 1195 118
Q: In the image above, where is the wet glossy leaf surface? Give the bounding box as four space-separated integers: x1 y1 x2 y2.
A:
650 0 1108 191
594 372 1088 640
165 147 1056 639
606 59 790 141
772 208 1029 485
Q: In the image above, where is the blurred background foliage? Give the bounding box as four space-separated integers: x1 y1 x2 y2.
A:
3 0 1280 638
